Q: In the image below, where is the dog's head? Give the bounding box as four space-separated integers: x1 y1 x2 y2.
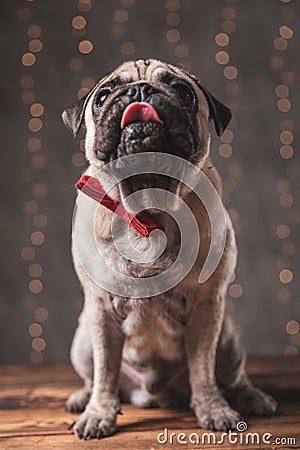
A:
63 59 231 210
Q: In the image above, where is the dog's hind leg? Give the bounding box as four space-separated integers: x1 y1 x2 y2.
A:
66 311 93 413
216 311 278 416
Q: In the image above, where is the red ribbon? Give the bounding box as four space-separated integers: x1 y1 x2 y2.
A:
76 175 164 238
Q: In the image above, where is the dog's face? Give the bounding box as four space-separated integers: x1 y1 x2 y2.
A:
63 59 231 210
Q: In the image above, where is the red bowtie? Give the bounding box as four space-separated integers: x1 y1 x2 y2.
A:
76 175 164 238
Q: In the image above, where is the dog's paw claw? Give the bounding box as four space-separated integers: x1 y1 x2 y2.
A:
199 407 241 431
202 418 214 430
96 429 104 439
72 404 118 440
193 394 242 431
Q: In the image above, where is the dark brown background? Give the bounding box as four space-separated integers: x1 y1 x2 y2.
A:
0 0 299 364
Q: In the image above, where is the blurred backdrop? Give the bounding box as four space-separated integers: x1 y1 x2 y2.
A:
0 0 299 364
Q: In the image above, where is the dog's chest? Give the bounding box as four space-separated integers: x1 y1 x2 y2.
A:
113 295 192 364
99 218 180 276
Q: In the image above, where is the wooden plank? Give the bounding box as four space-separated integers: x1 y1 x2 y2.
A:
1 405 300 449
0 357 300 449
0 363 80 385
0 406 299 450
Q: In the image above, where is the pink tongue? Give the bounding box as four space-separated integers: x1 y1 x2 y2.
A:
121 102 164 129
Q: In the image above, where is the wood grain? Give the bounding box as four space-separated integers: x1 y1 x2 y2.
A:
0 357 299 449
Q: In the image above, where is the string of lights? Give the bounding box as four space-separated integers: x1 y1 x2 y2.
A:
273 0 299 355
20 0 48 364
214 1 243 301
69 0 94 170
69 1 94 315
164 0 191 71
116 0 136 58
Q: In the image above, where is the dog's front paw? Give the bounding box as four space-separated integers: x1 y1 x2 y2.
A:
192 392 242 431
231 386 278 417
72 400 120 440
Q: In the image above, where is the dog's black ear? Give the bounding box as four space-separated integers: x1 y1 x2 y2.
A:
62 93 90 137
199 86 232 136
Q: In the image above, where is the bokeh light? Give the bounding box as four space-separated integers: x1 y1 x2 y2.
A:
224 65 238 79
114 9 129 23
121 41 135 55
229 283 243 298
78 40 93 54
286 320 299 335
29 279 43 294
215 32 229 46
72 15 86 29
34 307 49 322
28 323 43 337
27 24 41 38
30 231 45 246
21 52 36 66
279 269 293 284
21 247 35 261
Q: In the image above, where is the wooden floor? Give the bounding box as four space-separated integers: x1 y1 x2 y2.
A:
0 357 299 450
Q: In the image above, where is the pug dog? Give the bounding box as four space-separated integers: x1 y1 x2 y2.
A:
62 59 277 440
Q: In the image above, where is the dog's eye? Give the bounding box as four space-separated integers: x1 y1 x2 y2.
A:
171 82 196 107
94 88 111 108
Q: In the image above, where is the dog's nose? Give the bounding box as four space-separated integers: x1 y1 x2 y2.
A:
126 83 156 102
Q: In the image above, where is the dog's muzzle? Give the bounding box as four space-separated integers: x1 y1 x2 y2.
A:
117 83 166 158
